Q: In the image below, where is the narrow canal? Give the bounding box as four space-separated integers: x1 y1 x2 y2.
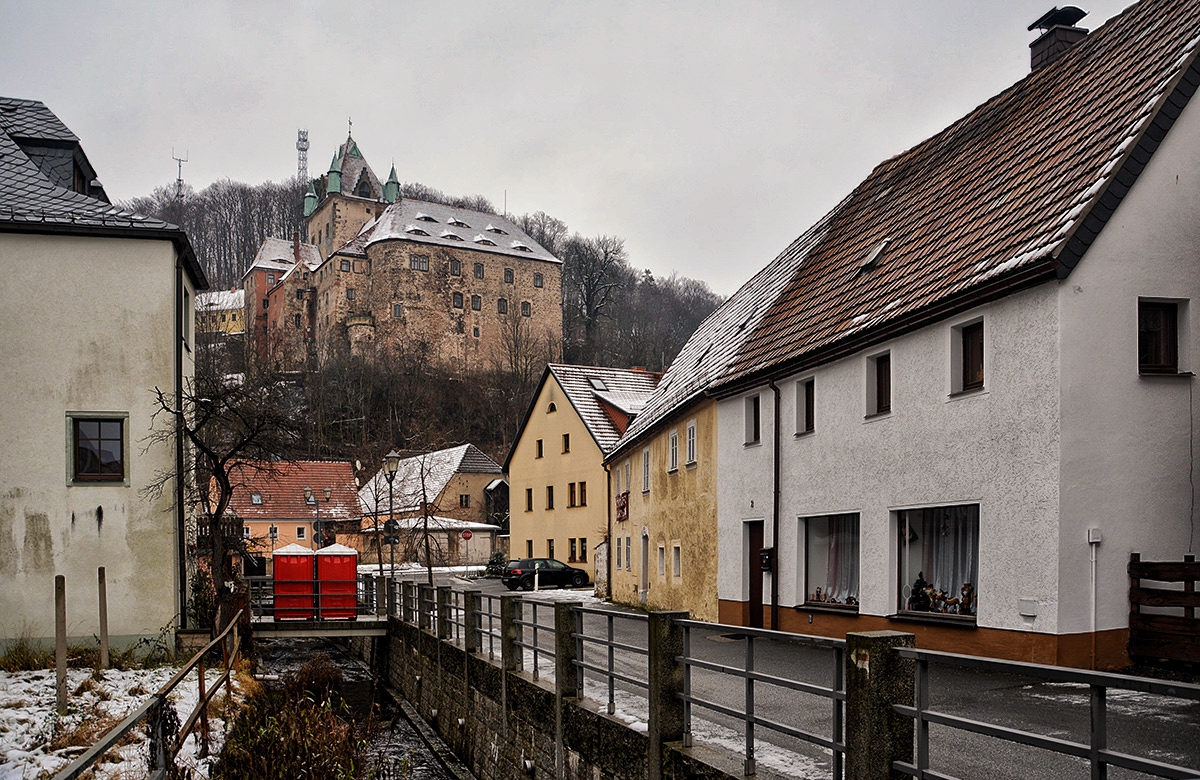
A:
255 637 467 780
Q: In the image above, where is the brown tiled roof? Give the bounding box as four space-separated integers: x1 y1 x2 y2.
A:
227 461 361 520
716 0 1200 392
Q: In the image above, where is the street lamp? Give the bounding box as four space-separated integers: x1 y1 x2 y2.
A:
383 450 402 611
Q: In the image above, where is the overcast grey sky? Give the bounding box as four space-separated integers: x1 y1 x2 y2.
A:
2 1 1133 295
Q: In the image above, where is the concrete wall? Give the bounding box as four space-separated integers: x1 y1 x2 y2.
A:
0 233 187 644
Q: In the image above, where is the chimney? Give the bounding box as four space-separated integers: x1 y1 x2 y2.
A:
1028 6 1089 71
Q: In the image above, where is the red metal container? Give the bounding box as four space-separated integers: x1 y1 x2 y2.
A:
315 543 358 620
272 544 315 620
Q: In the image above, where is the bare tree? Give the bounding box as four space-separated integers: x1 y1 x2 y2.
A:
145 344 302 634
562 233 630 364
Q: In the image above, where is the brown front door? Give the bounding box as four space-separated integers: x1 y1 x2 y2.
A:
747 520 764 628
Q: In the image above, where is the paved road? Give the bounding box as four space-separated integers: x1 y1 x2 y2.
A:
414 575 1200 780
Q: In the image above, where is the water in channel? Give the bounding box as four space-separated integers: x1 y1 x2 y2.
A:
255 637 460 780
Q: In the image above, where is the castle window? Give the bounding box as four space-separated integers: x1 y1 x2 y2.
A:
498 298 508 315
474 235 497 246
267 274 275 285
534 273 544 288
450 259 461 276
340 259 351 272
504 268 514 284
294 314 301 327
393 303 404 318
449 217 470 228
346 288 356 300
416 213 438 223
405 226 430 236
486 224 508 235
473 326 480 337
356 181 371 197
474 263 484 279
471 295 481 311
411 255 430 271
440 230 464 241
511 242 533 252
453 292 464 309
521 301 531 317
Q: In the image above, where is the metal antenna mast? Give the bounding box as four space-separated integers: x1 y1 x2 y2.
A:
296 128 309 182
171 148 188 199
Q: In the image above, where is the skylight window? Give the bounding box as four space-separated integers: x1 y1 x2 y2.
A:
441 231 464 241
405 225 430 236
251 493 263 505
474 235 497 246
511 241 533 252
860 238 891 271
589 378 607 391
486 224 508 235
415 213 438 223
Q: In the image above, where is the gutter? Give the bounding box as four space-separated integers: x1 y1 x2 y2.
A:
768 380 781 630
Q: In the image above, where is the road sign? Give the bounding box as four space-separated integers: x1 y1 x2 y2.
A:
462 529 473 540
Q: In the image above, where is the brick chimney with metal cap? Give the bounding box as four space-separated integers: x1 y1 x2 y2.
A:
1028 6 1089 71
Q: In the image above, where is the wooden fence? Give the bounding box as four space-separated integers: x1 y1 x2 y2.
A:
1128 552 1199 665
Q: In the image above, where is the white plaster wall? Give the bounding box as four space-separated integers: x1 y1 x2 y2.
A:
1057 95 1200 634
718 283 1063 632
0 233 186 644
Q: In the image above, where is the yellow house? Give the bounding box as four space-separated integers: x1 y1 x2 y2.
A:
506 365 660 582
196 288 245 335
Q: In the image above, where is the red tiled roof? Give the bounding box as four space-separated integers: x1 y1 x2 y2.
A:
226 460 361 520
717 0 1200 391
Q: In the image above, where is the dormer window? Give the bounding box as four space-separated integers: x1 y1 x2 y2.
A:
405 225 430 236
448 217 470 228
474 235 497 246
251 493 263 505
511 241 533 253
415 213 438 223
440 230 464 241
486 224 508 235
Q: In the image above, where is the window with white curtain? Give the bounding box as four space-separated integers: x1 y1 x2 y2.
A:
804 514 860 607
897 505 979 617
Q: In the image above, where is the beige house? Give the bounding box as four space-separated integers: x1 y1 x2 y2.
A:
507 365 660 582
0 97 207 645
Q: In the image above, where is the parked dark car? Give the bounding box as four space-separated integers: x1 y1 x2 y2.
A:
501 558 589 590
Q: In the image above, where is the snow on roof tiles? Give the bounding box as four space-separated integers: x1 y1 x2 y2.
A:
547 365 661 453
359 444 502 515
226 461 361 520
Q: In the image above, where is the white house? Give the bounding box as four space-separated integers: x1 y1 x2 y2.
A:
0 98 207 646
706 1 1200 669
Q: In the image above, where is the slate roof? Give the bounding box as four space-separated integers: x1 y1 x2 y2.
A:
716 0 1200 392
336 198 559 264
331 136 382 200
241 236 321 281
0 97 207 289
359 444 502 516
227 461 361 521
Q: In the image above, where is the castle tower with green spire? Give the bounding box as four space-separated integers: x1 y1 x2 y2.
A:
304 133 387 260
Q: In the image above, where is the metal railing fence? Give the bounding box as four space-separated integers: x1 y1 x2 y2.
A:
893 647 1200 780
571 605 650 715
676 620 846 778
514 601 556 679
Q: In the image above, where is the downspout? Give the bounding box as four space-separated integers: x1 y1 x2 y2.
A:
175 257 188 630
769 379 781 629
604 462 613 598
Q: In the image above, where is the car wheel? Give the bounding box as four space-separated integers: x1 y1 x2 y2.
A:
520 577 535 591
571 572 586 587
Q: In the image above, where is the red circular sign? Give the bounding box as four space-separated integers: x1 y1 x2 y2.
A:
461 529 473 540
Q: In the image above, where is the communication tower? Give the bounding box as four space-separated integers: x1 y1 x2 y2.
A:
297 129 309 182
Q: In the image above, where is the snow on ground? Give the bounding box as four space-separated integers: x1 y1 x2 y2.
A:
0 665 239 780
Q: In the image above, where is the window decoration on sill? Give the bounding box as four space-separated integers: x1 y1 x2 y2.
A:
898 504 979 617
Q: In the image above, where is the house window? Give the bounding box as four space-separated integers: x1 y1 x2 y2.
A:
569 538 578 562
393 303 404 318
625 535 632 571
546 485 554 510
536 439 544 458
672 543 681 578
546 539 555 559
267 274 275 285
961 322 984 390
526 539 534 557
296 526 306 540
521 301 531 317
262 299 269 310
71 417 125 482
450 258 461 276
580 537 587 562
340 260 351 272
804 514 860 607
624 461 631 494
346 288 356 300
745 394 761 444
251 493 263 505
898 505 979 617
498 298 508 314
534 273 544 288
686 420 697 465
1139 300 1179 374
562 433 570 453
658 545 666 577
616 535 623 568
474 263 484 279
798 379 815 434
242 525 251 539
579 481 586 506
504 268 514 284
411 255 430 271
568 483 577 507
525 488 533 512
642 448 651 493
868 352 891 416
668 430 679 472
268 525 278 539
615 466 622 494
459 494 470 508
453 292 464 309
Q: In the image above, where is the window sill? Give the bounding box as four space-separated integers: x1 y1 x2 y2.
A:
947 386 987 400
668 467 678 475
1139 370 1194 378
796 603 859 615
743 440 762 448
863 411 891 422
794 429 815 438
685 461 697 471
887 612 977 628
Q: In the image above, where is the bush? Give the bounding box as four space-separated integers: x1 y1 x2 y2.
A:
485 550 507 577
